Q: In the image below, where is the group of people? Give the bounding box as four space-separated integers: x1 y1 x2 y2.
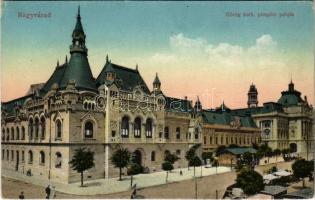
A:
18 185 53 199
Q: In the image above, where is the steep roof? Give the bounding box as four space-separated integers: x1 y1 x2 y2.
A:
96 61 150 93
201 110 257 128
277 81 305 106
40 63 67 93
165 97 193 113
59 53 96 91
2 94 33 117
231 102 284 116
153 73 161 85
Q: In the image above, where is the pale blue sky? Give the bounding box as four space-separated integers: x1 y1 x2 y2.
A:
1 1 314 108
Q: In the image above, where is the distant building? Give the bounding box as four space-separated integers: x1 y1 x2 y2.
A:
232 81 313 159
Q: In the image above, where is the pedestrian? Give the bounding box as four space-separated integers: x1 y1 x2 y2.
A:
19 191 25 199
45 185 51 199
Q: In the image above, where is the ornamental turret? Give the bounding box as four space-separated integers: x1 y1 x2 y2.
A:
247 83 258 108
70 6 88 55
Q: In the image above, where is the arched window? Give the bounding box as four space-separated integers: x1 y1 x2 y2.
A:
121 116 129 138
176 127 180 139
11 127 14 140
21 126 25 140
34 118 39 138
194 128 199 139
39 151 45 165
40 117 45 139
146 118 153 138
10 150 14 160
6 128 9 141
56 120 62 139
22 151 25 162
29 118 34 140
28 151 33 164
151 151 156 161
164 127 169 139
84 102 88 110
2 128 5 141
84 121 94 138
134 117 141 138
55 152 62 168
16 127 20 140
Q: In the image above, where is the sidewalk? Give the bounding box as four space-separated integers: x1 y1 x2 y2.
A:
2 166 231 195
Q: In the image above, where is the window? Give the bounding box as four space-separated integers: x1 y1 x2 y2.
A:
2 149 4 160
56 120 62 139
176 127 180 139
195 128 199 139
121 116 129 137
39 151 45 165
16 127 20 140
55 152 62 168
111 131 116 137
210 136 213 144
164 127 169 139
84 121 94 138
226 137 229 145
221 137 223 144
29 118 34 140
145 118 153 138
6 150 9 160
22 151 25 162
21 127 25 140
134 117 141 138
151 151 155 161
176 149 181 156
6 128 9 141
11 127 14 140
28 151 33 164
2 128 5 141
40 117 45 139
204 136 207 144
215 137 218 144
34 118 39 138
11 150 14 161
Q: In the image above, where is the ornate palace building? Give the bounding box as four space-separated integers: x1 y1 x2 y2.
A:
232 82 313 159
197 82 313 159
1 8 201 183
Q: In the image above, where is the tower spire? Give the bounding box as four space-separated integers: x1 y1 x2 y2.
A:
70 6 87 55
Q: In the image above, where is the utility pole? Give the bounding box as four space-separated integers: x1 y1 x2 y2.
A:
195 176 197 199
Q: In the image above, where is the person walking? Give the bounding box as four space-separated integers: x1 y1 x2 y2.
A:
18 192 25 199
45 185 51 199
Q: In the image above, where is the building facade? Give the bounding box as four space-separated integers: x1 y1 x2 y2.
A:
1 9 201 183
232 82 313 159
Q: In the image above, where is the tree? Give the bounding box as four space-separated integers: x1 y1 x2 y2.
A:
236 168 264 195
189 156 202 177
111 147 131 181
69 148 95 187
215 145 226 156
201 152 213 165
185 144 201 170
162 161 174 182
164 153 180 164
292 159 313 188
127 163 143 187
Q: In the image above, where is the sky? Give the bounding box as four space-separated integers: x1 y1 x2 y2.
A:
1 1 314 109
